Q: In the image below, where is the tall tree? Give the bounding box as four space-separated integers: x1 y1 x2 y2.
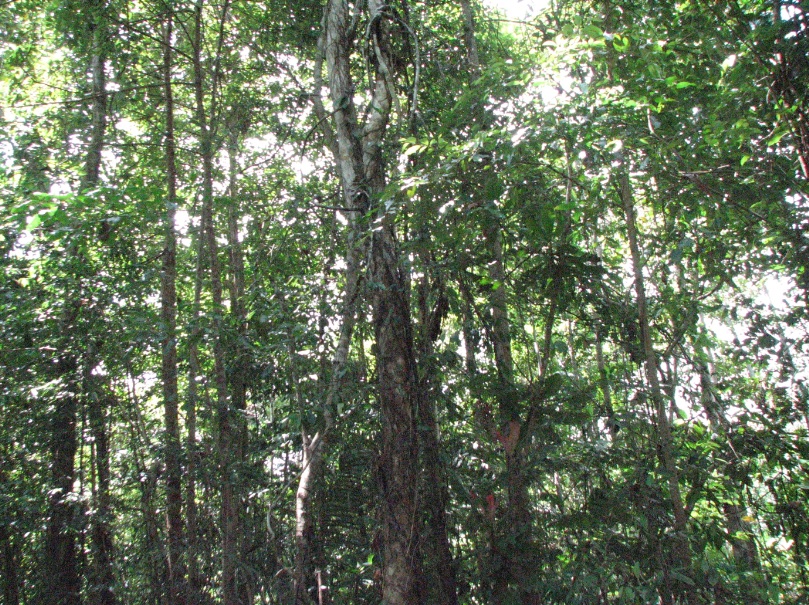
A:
319 0 430 602
160 7 186 604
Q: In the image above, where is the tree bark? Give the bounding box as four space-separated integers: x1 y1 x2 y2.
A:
0 487 21 605
86 376 116 605
415 272 459 605
0 518 21 605
45 385 81 605
161 10 187 605
46 4 111 602
226 125 250 605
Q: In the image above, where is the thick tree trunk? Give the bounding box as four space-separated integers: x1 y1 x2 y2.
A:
161 11 186 605
370 224 424 605
321 1 427 603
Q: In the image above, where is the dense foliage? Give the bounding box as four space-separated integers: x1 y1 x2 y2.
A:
1 1 807 604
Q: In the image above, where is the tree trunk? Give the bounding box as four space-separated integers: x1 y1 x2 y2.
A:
321 1 427 602
45 387 81 605
415 272 458 605
161 11 186 605
0 519 21 605
191 3 238 603
459 2 537 602
0 485 21 605
46 4 111 601
86 378 116 605
618 168 696 604
226 126 251 605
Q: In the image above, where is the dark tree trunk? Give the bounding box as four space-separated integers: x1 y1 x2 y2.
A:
87 381 116 605
45 388 81 605
0 520 21 605
415 270 458 605
46 3 111 601
161 10 186 605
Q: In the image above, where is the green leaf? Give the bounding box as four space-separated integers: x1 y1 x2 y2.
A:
766 128 789 147
582 24 603 39
25 215 42 231
671 571 696 586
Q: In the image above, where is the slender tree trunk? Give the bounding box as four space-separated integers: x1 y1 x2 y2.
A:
459 2 537 602
618 168 695 603
0 486 21 605
86 377 116 605
0 521 21 605
183 194 206 604
191 3 238 602
226 126 250 605
161 11 186 605
83 24 116 604
293 180 364 604
185 151 207 605
594 322 618 439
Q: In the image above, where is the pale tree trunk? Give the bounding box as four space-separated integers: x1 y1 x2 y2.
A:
292 224 362 603
321 1 426 603
618 168 696 604
160 10 186 605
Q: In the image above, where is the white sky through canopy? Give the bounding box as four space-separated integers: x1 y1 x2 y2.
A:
484 0 548 19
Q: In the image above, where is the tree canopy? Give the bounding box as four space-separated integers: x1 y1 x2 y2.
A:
1 1 807 604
